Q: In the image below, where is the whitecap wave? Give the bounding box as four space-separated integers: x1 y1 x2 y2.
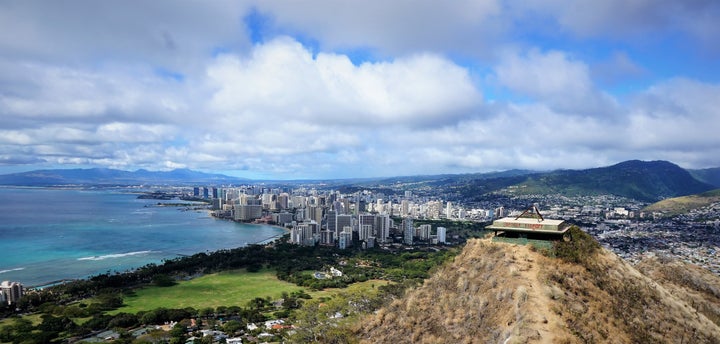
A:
0 267 25 274
77 250 153 261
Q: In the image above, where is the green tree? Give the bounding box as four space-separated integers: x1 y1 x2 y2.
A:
152 274 177 287
222 320 242 334
169 322 186 340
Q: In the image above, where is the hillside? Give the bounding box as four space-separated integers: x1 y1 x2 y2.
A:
643 189 720 215
512 160 713 202
355 231 720 343
689 167 720 188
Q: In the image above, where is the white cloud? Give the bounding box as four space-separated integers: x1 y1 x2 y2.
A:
206 37 482 127
493 49 617 116
0 3 718 177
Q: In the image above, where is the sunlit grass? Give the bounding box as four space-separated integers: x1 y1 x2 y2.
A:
109 268 390 314
110 269 306 314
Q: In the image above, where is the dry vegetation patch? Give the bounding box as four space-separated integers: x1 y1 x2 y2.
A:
357 239 568 343
357 229 720 344
636 255 720 327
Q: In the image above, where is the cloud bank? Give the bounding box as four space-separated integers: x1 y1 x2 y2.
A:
0 1 718 178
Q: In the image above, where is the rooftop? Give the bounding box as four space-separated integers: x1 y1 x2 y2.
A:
486 217 570 235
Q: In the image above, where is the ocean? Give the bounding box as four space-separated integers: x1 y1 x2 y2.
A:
0 187 285 287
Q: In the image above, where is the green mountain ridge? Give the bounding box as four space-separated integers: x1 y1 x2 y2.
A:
0 161 715 203
689 167 720 188
509 160 714 202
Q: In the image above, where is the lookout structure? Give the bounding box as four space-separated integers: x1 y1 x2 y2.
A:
486 206 570 240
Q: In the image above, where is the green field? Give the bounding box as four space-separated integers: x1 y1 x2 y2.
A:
111 269 306 314
111 268 391 314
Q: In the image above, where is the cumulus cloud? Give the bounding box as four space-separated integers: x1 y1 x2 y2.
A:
493 49 617 116
206 37 482 128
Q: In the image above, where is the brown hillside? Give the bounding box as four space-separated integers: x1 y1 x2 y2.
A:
355 238 720 343
636 254 720 327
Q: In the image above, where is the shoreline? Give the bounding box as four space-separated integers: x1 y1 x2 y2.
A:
2 190 290 288
24 222 290 289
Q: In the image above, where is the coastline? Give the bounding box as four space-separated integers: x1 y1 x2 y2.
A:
1 189 289 288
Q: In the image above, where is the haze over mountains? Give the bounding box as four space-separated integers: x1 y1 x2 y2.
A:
1 160 718 203
0 168 247 186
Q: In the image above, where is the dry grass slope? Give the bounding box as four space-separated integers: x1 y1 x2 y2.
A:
642 188 720 215
636 255 720 327
356 236 720 344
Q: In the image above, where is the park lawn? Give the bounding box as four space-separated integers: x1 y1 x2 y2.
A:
111 269 307 314
312 279 390 300
0 313 43 327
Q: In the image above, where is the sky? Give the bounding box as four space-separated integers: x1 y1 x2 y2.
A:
0 0 719 179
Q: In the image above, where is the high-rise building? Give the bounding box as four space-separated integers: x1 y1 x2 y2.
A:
320 230 335 245
333 201 344 214
446 202 452 219
336 214 353 237
437 226 447 244
291 222 319 246
308 205 323 225
402 218 414 245
0 281 23 305
234 204 262 221
277 193 289 210
401 200 409 217
419 224 432 240
375 214 391 243
359 224 373 241
342 198 351 215
326 210 337 234
295 208 305 221
365 236 375 249
359 214 375 233
291 195 307 208
273 212 294 226
338 227 353 249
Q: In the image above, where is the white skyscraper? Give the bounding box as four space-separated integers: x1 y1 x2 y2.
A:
437 226 447 244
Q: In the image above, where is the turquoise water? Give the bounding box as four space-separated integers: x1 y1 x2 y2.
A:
0 187 284 286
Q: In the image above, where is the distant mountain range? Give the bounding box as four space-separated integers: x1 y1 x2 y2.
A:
510 160 715 202
0 160 717 202
0 168 248 186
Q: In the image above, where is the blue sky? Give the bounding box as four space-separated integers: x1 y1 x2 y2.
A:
0 0 719 179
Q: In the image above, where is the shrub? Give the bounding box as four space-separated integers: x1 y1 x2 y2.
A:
552 226 600 266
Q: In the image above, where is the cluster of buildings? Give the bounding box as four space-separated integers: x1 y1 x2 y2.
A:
491 193 720 274
195 185 470 249
191 183 720 274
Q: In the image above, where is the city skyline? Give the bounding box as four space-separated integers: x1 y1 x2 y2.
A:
1 1 719 179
